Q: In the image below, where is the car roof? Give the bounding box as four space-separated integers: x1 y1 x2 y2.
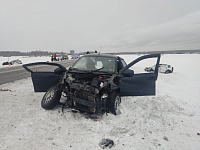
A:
82 53 121 59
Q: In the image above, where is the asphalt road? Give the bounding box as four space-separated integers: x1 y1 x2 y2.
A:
0 60 75 85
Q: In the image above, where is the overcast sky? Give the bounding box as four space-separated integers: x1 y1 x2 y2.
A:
0 0 200 53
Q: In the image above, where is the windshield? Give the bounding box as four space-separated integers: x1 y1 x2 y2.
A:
71 56 116 73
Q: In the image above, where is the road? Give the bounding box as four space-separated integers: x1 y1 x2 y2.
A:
0 60 75 85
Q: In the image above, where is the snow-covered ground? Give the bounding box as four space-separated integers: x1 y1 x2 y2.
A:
0 54 200 150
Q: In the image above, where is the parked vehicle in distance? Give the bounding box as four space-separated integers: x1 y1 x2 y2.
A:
145 64 173 74
23 53 161 115
55 54 69 61
71 54 80 60
63 54 69 60
56 54 63 61
2 59 22 66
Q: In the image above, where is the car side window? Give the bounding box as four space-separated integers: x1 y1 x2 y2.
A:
117 58 127 71
121 59 127 67
132 57 158 74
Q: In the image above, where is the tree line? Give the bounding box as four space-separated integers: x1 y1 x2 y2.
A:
0 50 66 57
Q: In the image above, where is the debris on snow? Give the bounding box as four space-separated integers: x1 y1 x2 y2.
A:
163 136 169 141
0 88 12 92
99 138 114 149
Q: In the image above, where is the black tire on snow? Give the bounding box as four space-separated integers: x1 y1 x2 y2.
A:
109 92 121 115
165 70 171 74
41 86 62 110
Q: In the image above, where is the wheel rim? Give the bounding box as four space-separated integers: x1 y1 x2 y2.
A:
43 89 55 104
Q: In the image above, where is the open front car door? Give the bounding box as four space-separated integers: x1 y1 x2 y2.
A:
119 54 161 96
23 62 66 92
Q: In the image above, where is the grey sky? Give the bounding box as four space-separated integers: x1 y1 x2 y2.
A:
0 0 200 53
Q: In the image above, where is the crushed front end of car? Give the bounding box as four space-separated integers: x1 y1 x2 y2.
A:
60 70 119 114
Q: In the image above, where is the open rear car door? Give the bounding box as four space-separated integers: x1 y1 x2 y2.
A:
23 62 66 92
119 54 160 96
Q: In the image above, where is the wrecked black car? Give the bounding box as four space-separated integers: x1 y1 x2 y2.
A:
23 54 160 115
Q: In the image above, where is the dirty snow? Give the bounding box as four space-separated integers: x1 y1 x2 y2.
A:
0 54 200 150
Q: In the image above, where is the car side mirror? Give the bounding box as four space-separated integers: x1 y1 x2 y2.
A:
121 69 134 77
54 67 66 75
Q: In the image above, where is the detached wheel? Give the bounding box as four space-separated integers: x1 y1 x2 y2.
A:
41 86 62 110
110 92 121 115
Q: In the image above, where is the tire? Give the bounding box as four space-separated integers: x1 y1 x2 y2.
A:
109 92 121 115
41 86 62 110
165 70 170 74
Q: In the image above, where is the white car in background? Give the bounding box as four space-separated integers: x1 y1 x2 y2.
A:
145 64 173 74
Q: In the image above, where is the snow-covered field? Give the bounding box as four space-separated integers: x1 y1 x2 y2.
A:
0 54 200 150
